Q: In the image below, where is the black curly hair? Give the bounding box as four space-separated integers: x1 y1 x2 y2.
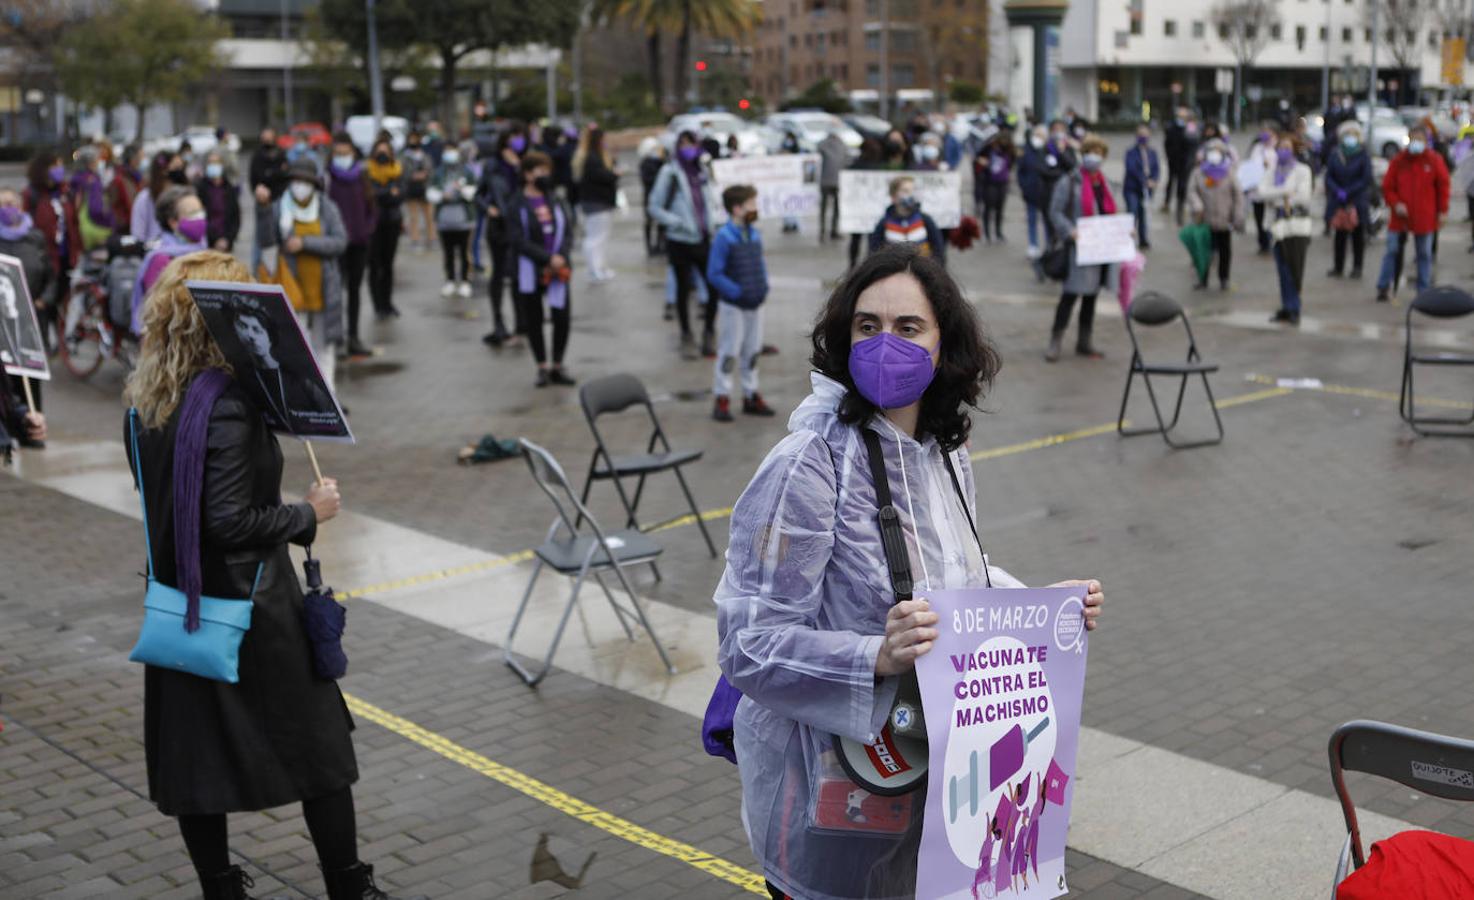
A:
810 244 1000 453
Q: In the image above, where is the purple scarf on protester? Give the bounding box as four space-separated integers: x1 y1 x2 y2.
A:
0 207 35 241
1200 158 1231 182
1273 159 1294 186
681 158 708 233
172 368 233 632
518 199 568 309
130 231 206 336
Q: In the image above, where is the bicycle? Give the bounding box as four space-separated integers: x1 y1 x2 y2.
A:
56 247 139 379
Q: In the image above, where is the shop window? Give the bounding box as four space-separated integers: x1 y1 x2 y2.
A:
1164 19 1177 37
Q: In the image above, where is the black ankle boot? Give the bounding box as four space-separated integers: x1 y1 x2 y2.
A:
323 862 427 900
201 865 257 900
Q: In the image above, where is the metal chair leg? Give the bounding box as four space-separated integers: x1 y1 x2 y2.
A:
608 555 677 676
506 554 595 687
673 466 719 557
1116 366 1136 435
591 570 638 640
504 559 544 650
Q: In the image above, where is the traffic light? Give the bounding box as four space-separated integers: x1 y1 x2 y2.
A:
738 98 750 110
695 60 708 72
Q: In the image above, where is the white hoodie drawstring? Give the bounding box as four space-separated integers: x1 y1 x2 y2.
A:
881 419 933 592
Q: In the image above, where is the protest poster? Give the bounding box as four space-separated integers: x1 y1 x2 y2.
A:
187 280 353 443
914 587 1089 900
1072 214 1137 266
0 253 50 381
840 170 962 233
1236 156 1265 194
710 153 821 220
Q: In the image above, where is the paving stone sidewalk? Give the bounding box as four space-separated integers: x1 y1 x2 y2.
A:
0 474 1197 898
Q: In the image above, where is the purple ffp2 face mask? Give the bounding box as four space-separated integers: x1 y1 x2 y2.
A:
848 332 937 410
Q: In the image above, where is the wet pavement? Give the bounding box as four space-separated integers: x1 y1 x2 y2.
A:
3 156 1473 898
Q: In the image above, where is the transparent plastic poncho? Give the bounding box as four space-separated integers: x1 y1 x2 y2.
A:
716 373 1022 900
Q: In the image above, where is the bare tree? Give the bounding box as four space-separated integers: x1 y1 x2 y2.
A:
1365 0 1431 75
1211 0 1282 130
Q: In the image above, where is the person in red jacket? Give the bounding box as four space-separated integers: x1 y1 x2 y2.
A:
1375 125 1448 302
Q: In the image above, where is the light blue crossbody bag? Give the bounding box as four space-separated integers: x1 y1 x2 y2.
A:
127 409 259 683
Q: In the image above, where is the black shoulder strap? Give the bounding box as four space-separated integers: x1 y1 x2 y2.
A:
860 427 912 603
941 447 992 588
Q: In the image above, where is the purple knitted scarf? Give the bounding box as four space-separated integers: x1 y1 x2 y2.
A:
173 368 233 631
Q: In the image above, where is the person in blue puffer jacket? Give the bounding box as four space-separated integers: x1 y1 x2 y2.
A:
706 184 775 423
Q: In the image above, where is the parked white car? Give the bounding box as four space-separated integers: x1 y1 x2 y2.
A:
762 110 862 155
345 115 410 155
144 125 242 159
1307 107 1409 159
664 112 767 157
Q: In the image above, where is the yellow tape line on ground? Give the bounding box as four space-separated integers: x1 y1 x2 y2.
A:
342 692 769 895
1246 374 1470 409
336 550 535 601
341 386 1289 601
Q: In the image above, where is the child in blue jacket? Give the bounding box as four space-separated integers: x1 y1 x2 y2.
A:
706 185 775 422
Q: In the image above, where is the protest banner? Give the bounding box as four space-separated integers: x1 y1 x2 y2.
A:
914 586 1089 900
1236 156 1265 194
840 170 962 233
710 153 821 220
0 253 50 383
1073 214 1137 266
187 280 353 444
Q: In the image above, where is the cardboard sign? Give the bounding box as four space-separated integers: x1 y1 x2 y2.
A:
1073 214 1137 266
839 170 962 234
914 587 1089 900
710 153 821 220
187 280 353 442
0 253 50 381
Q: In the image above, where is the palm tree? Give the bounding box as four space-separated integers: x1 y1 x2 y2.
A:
591 0 759 111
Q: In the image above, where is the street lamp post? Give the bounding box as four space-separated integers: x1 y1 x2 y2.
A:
366 0 385 136
1368 0 1379 112
879 0 889 120
1321 0 1331 113
281 0 294 125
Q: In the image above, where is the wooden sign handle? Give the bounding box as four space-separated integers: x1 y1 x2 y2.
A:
303 441 325 485
20 376 35 413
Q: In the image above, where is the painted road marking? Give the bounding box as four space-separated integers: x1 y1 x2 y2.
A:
342 693 769 895
338 385 1291 601
1246 373 1471 409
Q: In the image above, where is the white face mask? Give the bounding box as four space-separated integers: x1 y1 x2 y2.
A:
290 181 315 203
331 154 355 171
442 151 460 165
921 145 939 161
1030 136 1046 150
1206 150 1224 165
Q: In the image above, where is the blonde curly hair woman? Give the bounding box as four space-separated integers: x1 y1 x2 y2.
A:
123 251 417 900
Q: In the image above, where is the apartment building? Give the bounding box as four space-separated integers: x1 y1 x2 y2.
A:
1057 0 1474 125
750 0 992 109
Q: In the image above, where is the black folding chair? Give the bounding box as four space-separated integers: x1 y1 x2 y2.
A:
1399 285 1474 437
506 439 676 687
578 374 717 566
1328 720 1474 893
1116 291 1224 449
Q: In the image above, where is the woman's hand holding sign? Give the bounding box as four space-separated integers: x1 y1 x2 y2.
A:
876 598 940 676
1049 579 1105 631
306 477 341 523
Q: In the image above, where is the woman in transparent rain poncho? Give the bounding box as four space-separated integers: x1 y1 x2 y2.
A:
716 245 1105 900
